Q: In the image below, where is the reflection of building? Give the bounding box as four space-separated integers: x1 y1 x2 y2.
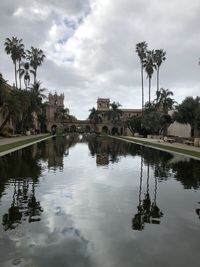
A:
96 154 109 166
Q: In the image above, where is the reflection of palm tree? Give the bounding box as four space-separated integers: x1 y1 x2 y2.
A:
150 171 163 224
2 179 43 231
132 159 163 231
142 163 151 223
132 156 145 230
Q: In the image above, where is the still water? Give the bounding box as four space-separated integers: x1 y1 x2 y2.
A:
0 135 199 267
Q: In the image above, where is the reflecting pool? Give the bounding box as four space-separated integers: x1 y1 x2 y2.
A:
0 135 200 267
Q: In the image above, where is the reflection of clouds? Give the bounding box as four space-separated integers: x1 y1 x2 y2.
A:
0 217 92 267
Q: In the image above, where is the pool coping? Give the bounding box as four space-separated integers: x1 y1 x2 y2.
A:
0 135 53 157
109 135 200 161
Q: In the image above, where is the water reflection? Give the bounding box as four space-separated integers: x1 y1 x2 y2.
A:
3 180 43 230
132 157 163 231
0 135 200 266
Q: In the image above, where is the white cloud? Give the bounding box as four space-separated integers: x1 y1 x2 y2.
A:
0 0 200 119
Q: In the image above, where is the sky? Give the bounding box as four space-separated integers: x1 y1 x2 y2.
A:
0 0 200 119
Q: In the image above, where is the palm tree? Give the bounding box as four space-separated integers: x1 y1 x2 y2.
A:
136 42 148 112
26 47 46 84
153 49 166 93
4 37 24 88
155 88 175 114
106 102 122 123
19 62 31 89
55 107 70 126
88 107 103 124
17 44 25 89
143 50 156 103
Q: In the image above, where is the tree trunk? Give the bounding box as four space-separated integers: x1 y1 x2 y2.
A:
18 60 22 89
149 78 151 103
14 61 18 89
141 64 144 113
157 67 159 93
34 67 37 85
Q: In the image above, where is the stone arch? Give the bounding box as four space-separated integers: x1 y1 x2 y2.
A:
102 126 109 134
111 127 119 135
70 125 77 132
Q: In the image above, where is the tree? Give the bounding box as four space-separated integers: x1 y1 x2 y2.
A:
143 50 156 103
153 49 166 92
0 89 22 132
4 37 24 88
136 42 148 111
55 107 70 126
105 102 122 123
155 88 176 114
173 97 200 137
17 43 25 89
0 74 8 107
88 107 103 124
26 47 46 84
19 62 31 89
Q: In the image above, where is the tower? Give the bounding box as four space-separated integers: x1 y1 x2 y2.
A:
46 92 64 123
97 98 110 111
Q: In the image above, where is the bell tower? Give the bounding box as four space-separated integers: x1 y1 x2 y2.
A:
97 98 110 111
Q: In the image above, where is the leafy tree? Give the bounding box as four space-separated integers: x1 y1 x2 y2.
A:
26 47 46 84
136 41 148 111
143 50 156 103
0 89 22 132
0 74 8 107
153 49 166 92
173 97 200 136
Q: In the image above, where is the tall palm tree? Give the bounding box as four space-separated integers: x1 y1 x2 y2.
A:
153 49 166 93
136 42 148 112
17 44 25 89
4 37 24 88
88 107 103 124
143 50 156 103
26 47 46 84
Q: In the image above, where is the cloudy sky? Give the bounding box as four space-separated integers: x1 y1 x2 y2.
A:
0 0 200 119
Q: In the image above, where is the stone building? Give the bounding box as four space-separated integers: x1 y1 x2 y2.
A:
95 98 142 135
46 92 65 132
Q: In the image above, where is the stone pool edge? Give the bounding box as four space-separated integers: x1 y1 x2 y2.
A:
109 135 200 161
0 135 53 157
